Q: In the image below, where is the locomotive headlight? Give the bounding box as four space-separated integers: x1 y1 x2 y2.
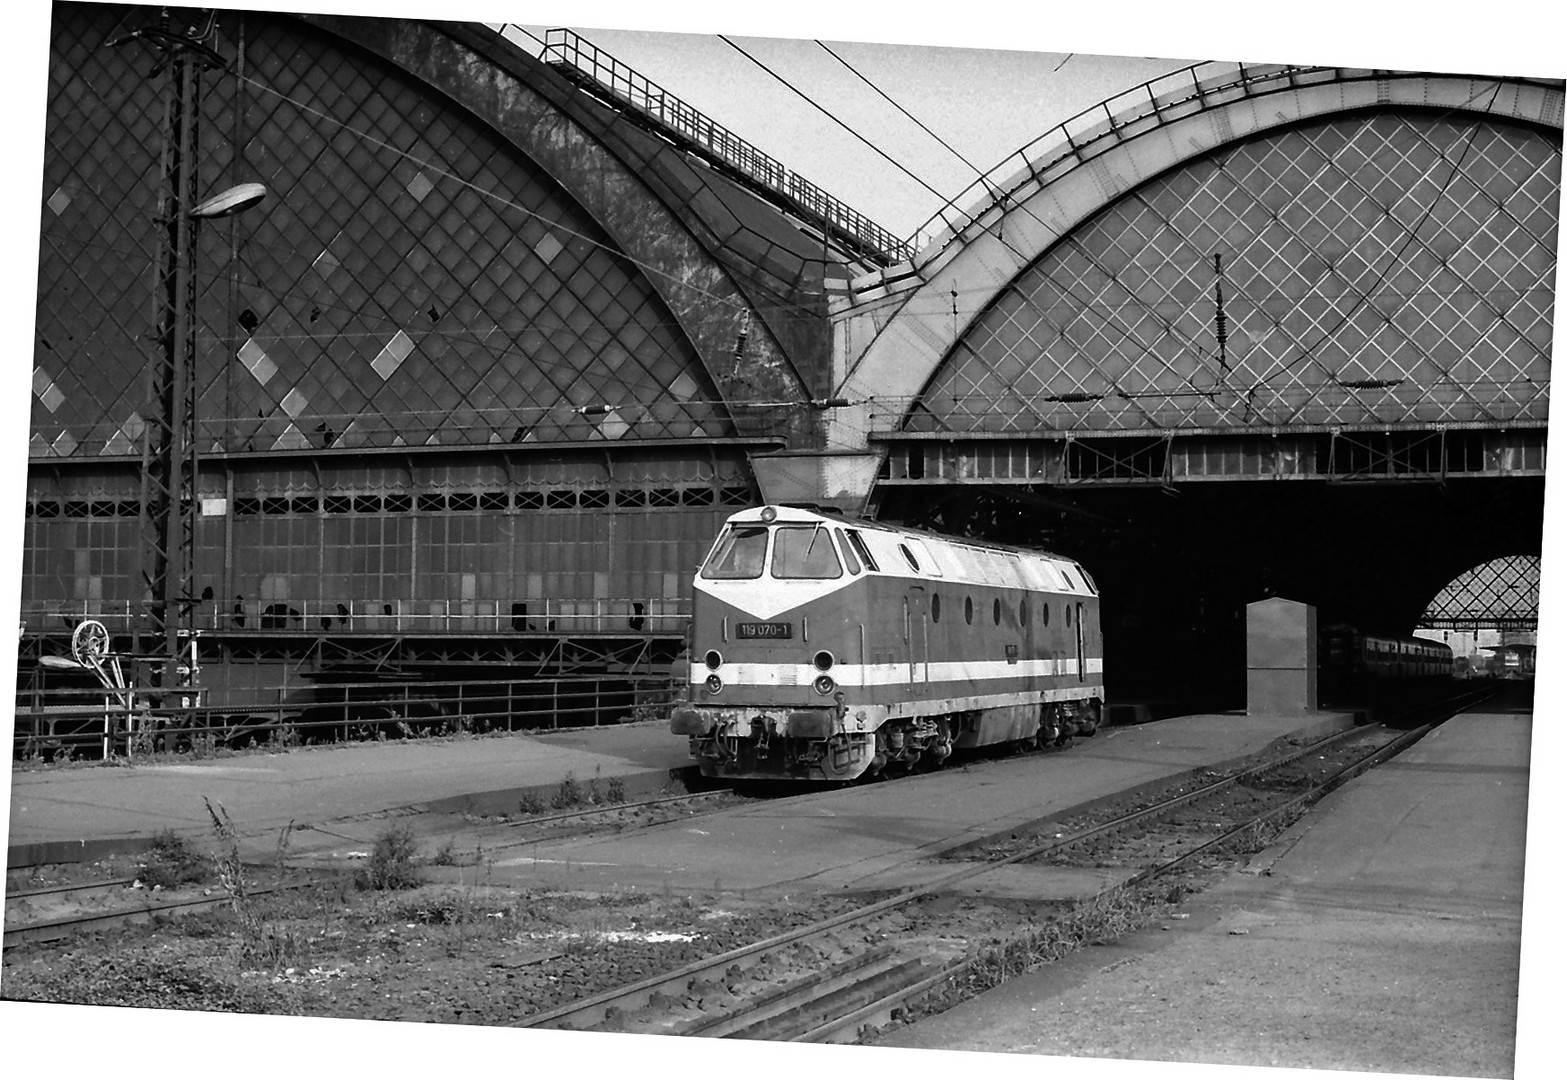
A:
704 649 723 671
705 674 723 694
812 674 836 696
812 650 835 672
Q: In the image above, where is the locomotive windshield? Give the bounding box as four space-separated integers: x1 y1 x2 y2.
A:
700 525 768 579
771 525 843 579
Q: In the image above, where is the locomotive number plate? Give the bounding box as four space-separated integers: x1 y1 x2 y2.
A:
737 621 792 639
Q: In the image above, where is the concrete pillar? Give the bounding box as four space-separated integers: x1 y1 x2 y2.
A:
1247 597 1318 715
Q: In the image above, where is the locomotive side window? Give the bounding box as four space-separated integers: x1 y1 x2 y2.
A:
904 538 942 575
992 598 1002 625
834 529 861 575
1066 605 1073 627
898 543 921 573
1019 596 1029 624
700 526 768 579
964 596 974 624
931 593 942 623
772 525 844 579
844 529 879 572
1041 600 1050 626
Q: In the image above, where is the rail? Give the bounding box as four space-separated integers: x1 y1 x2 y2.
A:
519 685 1496 1039
532 27 914 267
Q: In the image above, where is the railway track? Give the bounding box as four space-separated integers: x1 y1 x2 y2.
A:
2 790 742 950
515 686 1498 1043
4 874 315 949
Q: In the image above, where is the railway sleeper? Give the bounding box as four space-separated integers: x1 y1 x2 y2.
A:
722 955 932 1042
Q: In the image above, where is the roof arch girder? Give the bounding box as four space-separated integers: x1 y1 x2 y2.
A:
830 67 1564 447
298 15 812 437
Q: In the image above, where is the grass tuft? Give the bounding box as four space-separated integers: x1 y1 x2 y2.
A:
355 823 422 891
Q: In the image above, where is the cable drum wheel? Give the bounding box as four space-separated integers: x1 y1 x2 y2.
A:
70 619 110 669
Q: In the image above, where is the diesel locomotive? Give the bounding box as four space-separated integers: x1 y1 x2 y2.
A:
670 505 1105 781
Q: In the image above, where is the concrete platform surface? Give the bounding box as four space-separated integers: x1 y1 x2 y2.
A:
878 706 1531 1077
5 709 1349 873
471 710 1354 895
6 720 694 865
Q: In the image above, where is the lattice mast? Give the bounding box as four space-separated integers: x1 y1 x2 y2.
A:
112 9 228 698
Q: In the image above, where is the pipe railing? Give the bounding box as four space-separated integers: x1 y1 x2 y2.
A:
12 672 685 761
906 63 1359 257
535 27 914 266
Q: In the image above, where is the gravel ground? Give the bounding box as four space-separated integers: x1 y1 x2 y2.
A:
2 874 875 1024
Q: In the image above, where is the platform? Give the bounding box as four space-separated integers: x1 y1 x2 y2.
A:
6 709 1353 871
878 703 1533 1076
5 720 695 866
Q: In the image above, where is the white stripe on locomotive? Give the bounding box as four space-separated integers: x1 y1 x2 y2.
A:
689 656 1104 686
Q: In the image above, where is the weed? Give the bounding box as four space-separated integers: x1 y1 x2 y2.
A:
203 798 304 971
355 823 422 890
138 829 209 889
391 890 473 925
273 821 295 885
432 837 458 866
606 776 627 804
550 773 582 810
518 791 546 816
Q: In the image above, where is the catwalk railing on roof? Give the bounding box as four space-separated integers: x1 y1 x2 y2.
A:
909 64 1426 258
531 27 915 267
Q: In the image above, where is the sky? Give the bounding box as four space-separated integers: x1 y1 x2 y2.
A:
3 2 1565 1078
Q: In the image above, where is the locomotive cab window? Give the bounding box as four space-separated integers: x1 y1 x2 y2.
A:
843 529 879 572
700 525 768 579
772 525 844 579
834 529 861 575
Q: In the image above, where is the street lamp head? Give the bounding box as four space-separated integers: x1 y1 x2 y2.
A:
190 181 267 219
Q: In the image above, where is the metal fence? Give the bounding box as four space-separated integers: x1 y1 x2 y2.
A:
12 671 684 761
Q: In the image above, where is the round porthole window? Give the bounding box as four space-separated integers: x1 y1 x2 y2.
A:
932 593 942 623
964 596 973 624
993 598 1002 626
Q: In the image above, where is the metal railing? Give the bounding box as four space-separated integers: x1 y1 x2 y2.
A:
535 27 914 267
18 597 692 637
12 672 684 761
908 63 1357 257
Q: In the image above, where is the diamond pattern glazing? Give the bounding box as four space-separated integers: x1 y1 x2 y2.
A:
1422 555 1539 627
33 6 729 458
910 112 1559 432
